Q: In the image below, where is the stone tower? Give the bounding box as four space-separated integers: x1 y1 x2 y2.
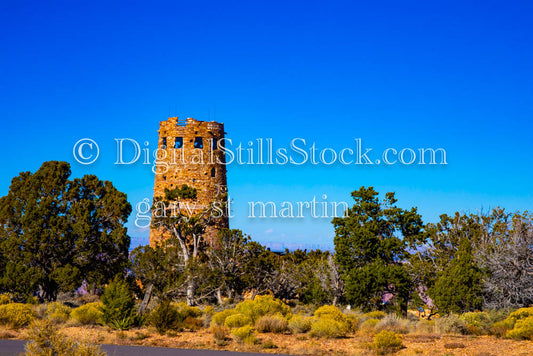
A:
149 117 228 247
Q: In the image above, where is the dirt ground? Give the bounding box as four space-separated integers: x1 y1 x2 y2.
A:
2 325 532 356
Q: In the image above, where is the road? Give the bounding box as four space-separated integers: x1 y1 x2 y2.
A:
0 340 290 356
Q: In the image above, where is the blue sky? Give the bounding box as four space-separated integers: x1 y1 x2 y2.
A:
1 1 532 250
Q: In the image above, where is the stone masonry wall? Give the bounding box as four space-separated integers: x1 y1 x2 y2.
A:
149 117 228 246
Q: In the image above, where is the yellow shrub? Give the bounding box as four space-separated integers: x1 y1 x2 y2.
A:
203 306 215 315
0 303 35 329
506 316 533 340
314 305 347 321
212 309 238 326
0 294 12 305
174 302 202 318
235 295 291 323
70 303 102 325
490 307 533 338
310 316 350 338
25 319 105 356
232 325 256 344
224 313 252 328
288 314 313 333
346 314 360 332
459 312 492 335
373 330 403 354
46 302 71 324
508 307 533 322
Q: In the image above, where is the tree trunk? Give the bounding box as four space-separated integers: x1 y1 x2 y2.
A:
138 284 153 315
186 279 195 306
216 287 224 305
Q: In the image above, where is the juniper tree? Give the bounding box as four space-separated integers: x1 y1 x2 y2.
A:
333 186 425 314
0 161 131 301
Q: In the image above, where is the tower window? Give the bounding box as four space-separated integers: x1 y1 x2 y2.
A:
162 137 167 149
212 137 218 150
194 137 203 149
211 168 216 177
174 137 183 149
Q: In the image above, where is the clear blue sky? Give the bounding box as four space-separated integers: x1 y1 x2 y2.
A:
1 1 532 250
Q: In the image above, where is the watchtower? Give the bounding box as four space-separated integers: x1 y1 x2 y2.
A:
149 117 228 246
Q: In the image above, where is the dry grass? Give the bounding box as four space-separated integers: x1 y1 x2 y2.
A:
0 321 526 356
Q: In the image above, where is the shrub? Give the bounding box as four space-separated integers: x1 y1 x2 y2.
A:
235 295 291 323
211 325 230 346
360 318 380 333
203 306 215 315
309 305 351 338
375 314 410 334
506 316 533 340
25 319 105 356
255 314 288 333
32 304 48 320
0 294 12 305
288 314 312 333
310 317 349 338
435 314 467 335
314 305 346 320
444 342 466 349
508 307 533 322
0 303 35 329
46 302 71 324
261 339 278 349
372 330 403 355
111 316 136 331
346 314 360 332
100 278 136 330
149 300 182 334
412 319 435 334
485 309 511 324
232 325 256 344
71 303 103 325
460 312 492 335
174 302 202 318
212 309 238 326
488 307 530 337
224 313 252 328
184 316 203 330
364 311 387 320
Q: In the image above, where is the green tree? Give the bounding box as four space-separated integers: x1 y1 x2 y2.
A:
241 241 278 298
333 186 425 314
0 161 131 301
100 277 136 329
429 237 483 313
68 175 132 292
409 212 485 313
131 241 186 304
